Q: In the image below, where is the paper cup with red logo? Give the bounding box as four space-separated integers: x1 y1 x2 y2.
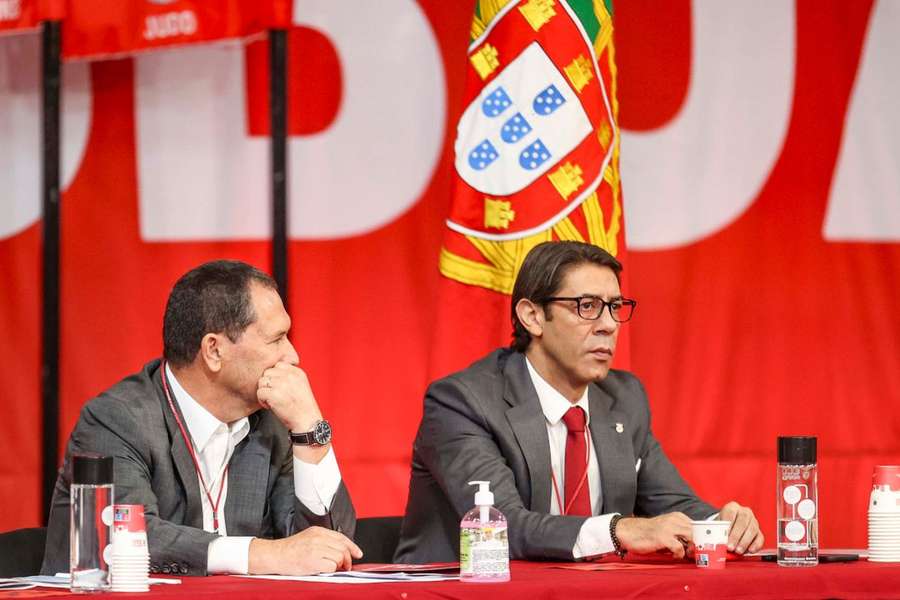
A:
103 505 150 592
871 466 900 515
112 504 147 532
691 520 730 569
108 504 149 557
874 466 900 492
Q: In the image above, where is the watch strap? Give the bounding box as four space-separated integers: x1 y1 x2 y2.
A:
290 431 315 445
290 420 332 446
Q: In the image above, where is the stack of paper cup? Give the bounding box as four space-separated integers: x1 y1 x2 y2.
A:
107 504 150 592
869 465 900 563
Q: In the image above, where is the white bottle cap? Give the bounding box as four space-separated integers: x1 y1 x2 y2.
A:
468 480 494 506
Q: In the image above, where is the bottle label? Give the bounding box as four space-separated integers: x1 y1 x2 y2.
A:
460 526 509 576
460 528 473 574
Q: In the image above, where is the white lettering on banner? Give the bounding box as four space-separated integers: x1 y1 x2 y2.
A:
142 11 198 41
136 0 445 241
620 0 795 250
0 0 21 21
825 0 900 241
0 34 92 240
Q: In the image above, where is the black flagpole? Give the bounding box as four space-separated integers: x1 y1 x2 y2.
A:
41 19 62 523
270 29 289 309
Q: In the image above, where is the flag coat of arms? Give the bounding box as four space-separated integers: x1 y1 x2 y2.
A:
433 0 628 377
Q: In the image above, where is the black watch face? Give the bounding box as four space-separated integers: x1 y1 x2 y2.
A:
313 420 332 445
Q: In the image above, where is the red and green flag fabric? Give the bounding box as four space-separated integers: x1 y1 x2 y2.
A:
431 0 629 378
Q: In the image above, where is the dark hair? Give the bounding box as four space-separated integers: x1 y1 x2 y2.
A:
163 260 277 367
510 241 622 352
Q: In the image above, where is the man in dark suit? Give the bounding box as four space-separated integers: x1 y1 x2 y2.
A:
395 241 763 563
43 260 360 576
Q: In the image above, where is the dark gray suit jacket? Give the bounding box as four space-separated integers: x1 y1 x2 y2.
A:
41 359 355 576
394 349 715 563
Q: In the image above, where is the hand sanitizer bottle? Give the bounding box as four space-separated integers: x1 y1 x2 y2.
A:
460 481 510 582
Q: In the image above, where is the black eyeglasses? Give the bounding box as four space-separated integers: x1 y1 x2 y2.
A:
544 296 637 322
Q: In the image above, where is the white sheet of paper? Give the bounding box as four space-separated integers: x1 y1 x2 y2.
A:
238 572 459 584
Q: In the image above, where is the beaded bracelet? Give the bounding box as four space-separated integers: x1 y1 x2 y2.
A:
609 514 627 558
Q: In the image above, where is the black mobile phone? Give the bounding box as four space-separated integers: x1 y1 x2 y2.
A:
819 553 860 563
760 553 859 563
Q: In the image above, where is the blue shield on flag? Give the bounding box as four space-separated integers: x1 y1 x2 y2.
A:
454 42 592 196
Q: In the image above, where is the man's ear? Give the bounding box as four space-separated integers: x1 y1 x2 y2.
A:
515 298 545 339
199 333 224 373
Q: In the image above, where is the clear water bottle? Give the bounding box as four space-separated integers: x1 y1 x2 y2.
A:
777 436 818 566
70 454 114 592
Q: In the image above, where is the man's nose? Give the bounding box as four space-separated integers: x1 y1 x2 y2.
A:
283 339 300 365
594 305 619 334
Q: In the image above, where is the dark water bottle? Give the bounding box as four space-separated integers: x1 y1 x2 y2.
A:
70 454 114 592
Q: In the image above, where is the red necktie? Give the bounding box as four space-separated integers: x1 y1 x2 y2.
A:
561 406 592 516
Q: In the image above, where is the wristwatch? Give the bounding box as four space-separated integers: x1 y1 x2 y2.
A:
290 420 333 446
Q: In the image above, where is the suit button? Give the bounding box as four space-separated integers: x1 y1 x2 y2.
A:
180 564 188 574
336 526 343 534
150 565 159 574
161 565 171 574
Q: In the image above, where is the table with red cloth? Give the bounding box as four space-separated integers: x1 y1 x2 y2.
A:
8 558 900 599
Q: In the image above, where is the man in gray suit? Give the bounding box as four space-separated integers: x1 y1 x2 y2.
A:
395 241 763 563
43 260 360 576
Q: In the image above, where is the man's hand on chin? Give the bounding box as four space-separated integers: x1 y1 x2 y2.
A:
248 527 363 575
719 501 764 554
256 362 330 463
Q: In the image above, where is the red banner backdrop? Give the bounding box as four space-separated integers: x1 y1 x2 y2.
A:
2 0 899 553
618 0 900 550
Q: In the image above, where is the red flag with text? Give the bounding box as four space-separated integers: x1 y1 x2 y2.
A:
61 0 290 59
0 0 63 33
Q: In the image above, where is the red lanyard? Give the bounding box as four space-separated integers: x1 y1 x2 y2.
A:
161 361 228 533
550 428 592 516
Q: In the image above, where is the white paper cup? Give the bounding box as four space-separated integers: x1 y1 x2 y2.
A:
691 520 730 569
869 489 900 514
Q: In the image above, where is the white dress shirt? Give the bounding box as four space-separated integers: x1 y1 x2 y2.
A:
165 364 342 574
524 358 617 558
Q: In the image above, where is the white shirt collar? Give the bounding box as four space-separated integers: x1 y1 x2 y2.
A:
164 363 249 452
524 356 591 426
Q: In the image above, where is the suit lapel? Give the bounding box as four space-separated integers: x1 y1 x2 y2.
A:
503 353 552 513
588 384 637 515
158 369 205 529
223 414 271 535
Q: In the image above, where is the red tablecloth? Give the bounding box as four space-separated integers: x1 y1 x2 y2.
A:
9 559 900 599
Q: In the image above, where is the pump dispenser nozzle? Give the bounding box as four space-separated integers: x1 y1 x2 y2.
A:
468 481 494 506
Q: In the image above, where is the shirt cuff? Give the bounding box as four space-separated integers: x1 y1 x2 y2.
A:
293 446 342 516
207 536 253 574
573 513 618 559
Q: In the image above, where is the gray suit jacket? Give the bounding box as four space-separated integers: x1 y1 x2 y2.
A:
41 359 355 576
394 349 715 563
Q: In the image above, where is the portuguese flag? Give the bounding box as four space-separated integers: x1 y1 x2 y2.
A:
430 0 629 378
